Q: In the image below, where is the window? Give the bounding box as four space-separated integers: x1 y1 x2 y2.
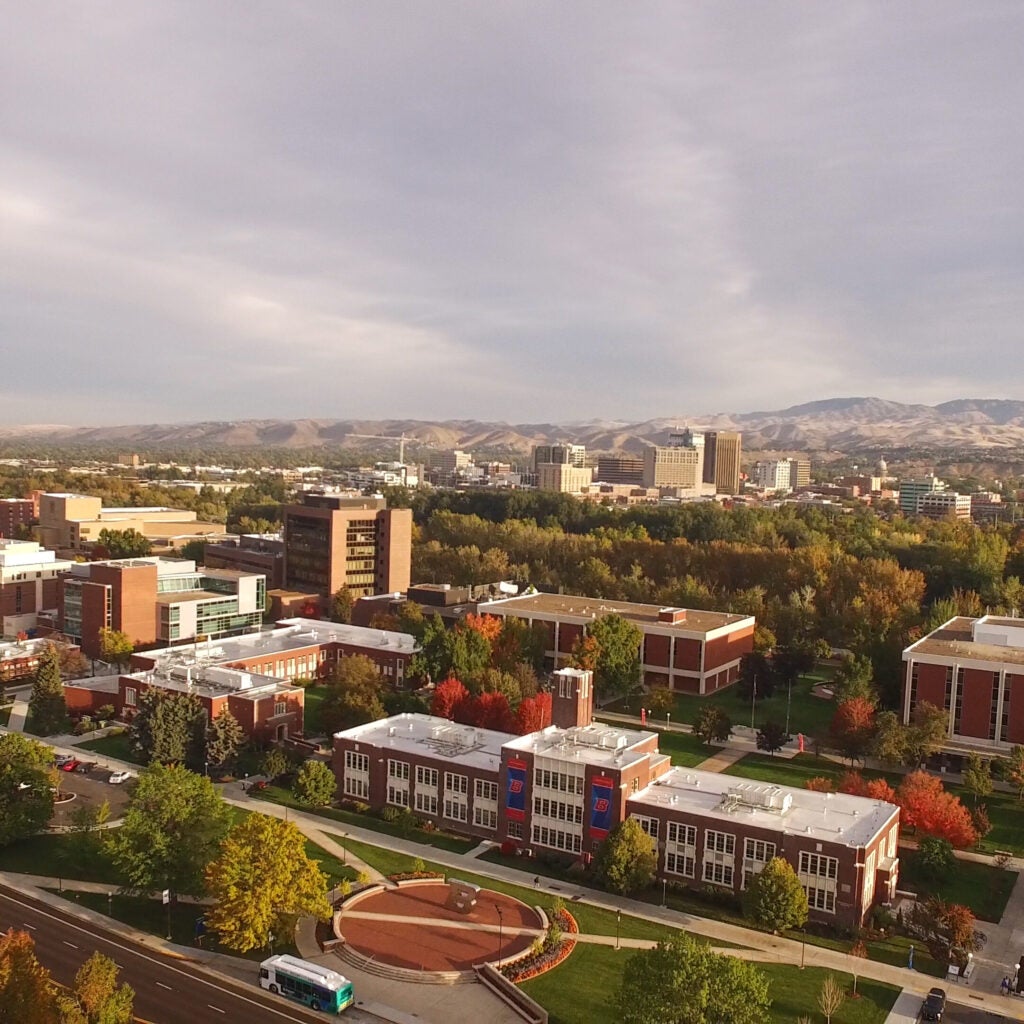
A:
805 886 836 913
414 791 438 815
274 701 287 717
632 815 659 840
667 822 696 846
704 830 735 856
507 821 523 839
124 687 137 707
666 851 695 877
387 785 409 807
416 765 438 788
630 777 640 793
343 749 369 800
475 779 498 802
863 850 876 906
799 852 838 879
444 798 468 822
702 829 735 887
444 772 468 794
531 824 582 853
388 760 410 781
532 797 584 824
702 861 733 886
473 806 497 830
345 751 369 773
742 838 776 888
533 768 585 795
344 776 369 799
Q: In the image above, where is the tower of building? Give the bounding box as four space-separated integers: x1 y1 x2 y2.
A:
550 667 594 729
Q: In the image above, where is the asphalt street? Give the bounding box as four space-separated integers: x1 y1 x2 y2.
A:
0 886 375 1024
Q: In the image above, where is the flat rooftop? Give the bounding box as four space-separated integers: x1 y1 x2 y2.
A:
907 616 1024 669
504 722 659 771
335 713 513 773
630 766 897 849
126 664 293 702
478 593 752 635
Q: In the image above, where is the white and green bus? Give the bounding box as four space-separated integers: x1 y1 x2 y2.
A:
258 954 354 1014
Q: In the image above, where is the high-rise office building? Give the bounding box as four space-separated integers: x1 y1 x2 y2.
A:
282 494 412 599
533 444 586 470
642 446 703 490
596 456 645 485
702 431 742 495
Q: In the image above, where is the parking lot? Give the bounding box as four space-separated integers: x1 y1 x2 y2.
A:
51 762 134 827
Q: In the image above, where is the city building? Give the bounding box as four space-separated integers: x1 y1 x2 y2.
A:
204 534 285 589
0 539 74 637
595 456 644 486
902 615 1024 755
533 444 586 470
333 668 898 927
57 558 266 659
754 459 792 493
642 446 704 492
35 492 224 553
281 494 412 604
535 463 594 494
428 450 473 485
0 498 35 539
702 432 742 495
352 581 517 629
917 491 972 520
475 592 755 694
0 636 80 685
790 458 811 489
897 475 945 516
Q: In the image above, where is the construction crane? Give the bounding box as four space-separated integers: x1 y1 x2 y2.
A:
344 433 411 464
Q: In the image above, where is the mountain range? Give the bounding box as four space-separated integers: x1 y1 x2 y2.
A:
3 398 1024 453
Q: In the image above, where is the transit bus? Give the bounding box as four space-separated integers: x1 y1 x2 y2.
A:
258 954 354 1014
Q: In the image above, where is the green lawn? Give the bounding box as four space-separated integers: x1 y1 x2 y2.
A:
55 890 296 961
900 854 1016 923
0 706 10 727
608 667 839 741
519 944 899 1024
75 729 145 765
301 686 329 735
722 752 903 790
644 726 719 767
0 832 122 885
949 786 1024 857
255 785 476 855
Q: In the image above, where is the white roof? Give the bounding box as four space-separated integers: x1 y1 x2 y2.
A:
502 722 658 770
336 713 514 773
629 766 898 849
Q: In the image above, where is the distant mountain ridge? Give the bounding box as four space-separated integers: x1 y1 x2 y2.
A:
3 397 1024 453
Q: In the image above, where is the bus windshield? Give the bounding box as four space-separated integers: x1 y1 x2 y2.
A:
259 955 354 1013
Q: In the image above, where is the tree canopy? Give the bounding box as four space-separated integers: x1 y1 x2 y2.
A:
742 857 809 933
130 689 207 769
593 818 656 895
28 643 67 736
0 734 56 848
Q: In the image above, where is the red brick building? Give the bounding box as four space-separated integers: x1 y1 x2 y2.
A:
476 593 755 695
0 540 74 637
333 668 898 928
903 614 1024 756
0 498 35 538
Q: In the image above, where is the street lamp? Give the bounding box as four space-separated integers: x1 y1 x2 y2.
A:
341 832 347 865
495 904 504 964
615 909 621 950
107 892 113 916
666 712 671 732
661 878 667 907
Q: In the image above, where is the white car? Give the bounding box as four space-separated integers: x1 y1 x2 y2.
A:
108 770 132 785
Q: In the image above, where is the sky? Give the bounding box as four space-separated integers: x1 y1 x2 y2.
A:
2 2 1023 427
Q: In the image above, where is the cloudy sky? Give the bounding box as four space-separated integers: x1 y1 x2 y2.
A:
2 3 1022 426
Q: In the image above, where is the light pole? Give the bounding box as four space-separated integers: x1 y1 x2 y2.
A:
666 712 671 732
750 675 757 729
615 909 621 950
661 878 667 907
341 832 347 865
107 891 113 916
785 679 793 737
495 904 504 964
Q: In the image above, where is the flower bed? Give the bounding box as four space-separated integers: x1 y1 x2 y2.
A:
387 871 445 882
501 908 578 982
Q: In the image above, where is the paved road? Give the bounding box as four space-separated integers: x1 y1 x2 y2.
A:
0 886 374 1024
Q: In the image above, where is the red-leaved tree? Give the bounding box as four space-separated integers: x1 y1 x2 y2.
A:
838 771 898 804
467 691 516 733
515 692 552 735
829 697 877 764
897 770 977 848
805 777 834 792
463 613 503 645
431 677 471 721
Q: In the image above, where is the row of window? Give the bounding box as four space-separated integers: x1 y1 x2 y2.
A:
533 769 584 795
532 825 582 853
533 797 583 824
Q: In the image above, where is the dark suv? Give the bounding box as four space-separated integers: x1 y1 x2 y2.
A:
921 987 946 1021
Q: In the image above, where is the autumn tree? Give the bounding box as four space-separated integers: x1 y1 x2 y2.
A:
961 752 993 805
829 697 876 764
319 655 386 734
567 633 599 672
831 654 877 704
28 642 67 736
756 721 789 756
645 688 675 719
105 763 232 898
593 818 656 895
0 928 60 1024
0 734 56 847
692 706 732 747
908 897 982 965
292 760 337 807
97 528 151 559
431 677 471 720
329 586 354 624
465 691 516 732
1005 745 1024 800
837 771 898 804
205 706 245 770
588 614 643 700
463 612 503 645
205 815 331 953
903 701 947 767
493 616 547 672
897 770 977 847
742 857 808 932
56 951 134 1024
818 973 845 1023
617 933 771 1024
515 692 552 734
97 627 134 669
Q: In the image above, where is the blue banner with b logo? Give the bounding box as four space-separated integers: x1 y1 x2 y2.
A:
590 776 614 839
506 758 527 821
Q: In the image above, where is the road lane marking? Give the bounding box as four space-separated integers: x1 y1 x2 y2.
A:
22 923 36 929
0 890 319 1023
156 982 172 990
207 1006 225 1014
62 940 79 949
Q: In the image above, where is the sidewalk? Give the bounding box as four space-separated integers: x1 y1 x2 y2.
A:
223 788 1024 1021
5 697 28 732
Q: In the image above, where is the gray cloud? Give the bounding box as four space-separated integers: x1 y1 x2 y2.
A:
2 2 1022 426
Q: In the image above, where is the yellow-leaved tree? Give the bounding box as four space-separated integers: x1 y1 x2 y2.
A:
204 815 331 952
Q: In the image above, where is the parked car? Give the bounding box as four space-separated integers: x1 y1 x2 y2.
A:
73 761 96 774
54 754 75 767
921 987 946 1021
59 759 80 772
108 770 132 785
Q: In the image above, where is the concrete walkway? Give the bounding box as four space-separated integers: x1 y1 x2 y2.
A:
221 788 1024 1021
694 747 748 772
5 697 28 732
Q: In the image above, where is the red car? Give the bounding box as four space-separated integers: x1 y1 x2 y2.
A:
59 759 80 772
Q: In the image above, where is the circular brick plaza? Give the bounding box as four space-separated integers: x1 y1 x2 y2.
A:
339 882 544 973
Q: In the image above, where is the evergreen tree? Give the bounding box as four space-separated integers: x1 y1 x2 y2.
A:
131 689 207 769
28 643 67 735
205 706 245 769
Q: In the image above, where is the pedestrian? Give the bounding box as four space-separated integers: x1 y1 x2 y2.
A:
1002 976 1010 995
533 876 540 888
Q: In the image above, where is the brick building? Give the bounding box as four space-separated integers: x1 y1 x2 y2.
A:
333 668 898 928
0 498 35 539
0 637 80 685
282 494 412 606
475 593 755 695
0 539 74 637
902 614 1024 755
204 534 285 589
